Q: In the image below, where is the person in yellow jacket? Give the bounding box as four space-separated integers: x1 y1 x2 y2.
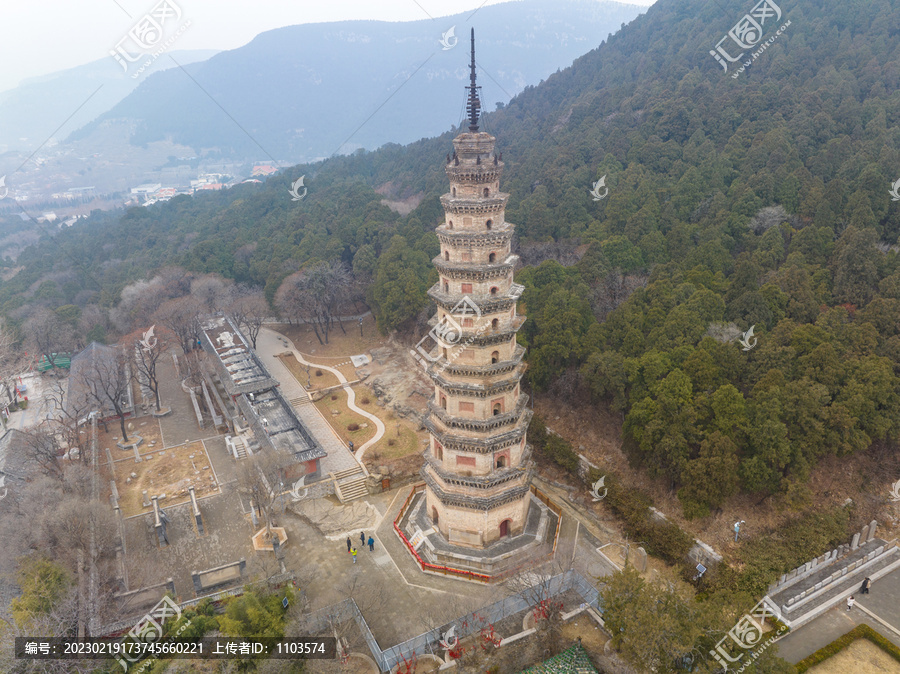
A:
351 547 357 564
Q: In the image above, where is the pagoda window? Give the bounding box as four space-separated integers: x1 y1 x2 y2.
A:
483 188 490 197
464 217 472 227
444 251 450 261
452 187 456 197
449 220 454 229
491 350 499 364
488 252 496 263
499 519 511 538
490 286 498 295
492 318 499 330
432 507 439 524
491 398 504 415
440 394 447 410
495 455 507 469
456 455 476 467
462 252 472 262
435 443 443 461
486 219 493 229
443 282 449 293
462 318 474 328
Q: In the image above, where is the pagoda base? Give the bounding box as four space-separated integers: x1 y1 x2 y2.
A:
396 486 559 580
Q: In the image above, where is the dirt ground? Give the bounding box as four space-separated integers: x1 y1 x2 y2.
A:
807 638 900 674
111 440 219 516
97 415 163 449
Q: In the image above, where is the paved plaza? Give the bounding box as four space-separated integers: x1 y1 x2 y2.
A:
114 338 620 654
775 566 900 663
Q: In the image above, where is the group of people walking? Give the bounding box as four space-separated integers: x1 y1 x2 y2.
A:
346 531 375 563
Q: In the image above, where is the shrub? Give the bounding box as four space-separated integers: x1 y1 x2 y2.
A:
315 370 323 376
347 423 360 431
331 394 338 400
796 624 900 672
388 439 396 447
361 397 371 404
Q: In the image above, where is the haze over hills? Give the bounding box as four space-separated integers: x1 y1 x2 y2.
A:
67 0 644 164
0 49 219 153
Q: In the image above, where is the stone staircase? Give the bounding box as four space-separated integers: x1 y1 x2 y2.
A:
332 467 368 502
289 396 312 408
225 434 249 461
767 521 900 628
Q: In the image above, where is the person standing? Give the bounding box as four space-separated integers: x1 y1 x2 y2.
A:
360 532 366 548
346 537 352 553
368 536 375 552
351 547 357 564
847 595 855 611
862 578 871 594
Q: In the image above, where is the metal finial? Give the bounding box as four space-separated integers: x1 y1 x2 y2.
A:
466 29 481 132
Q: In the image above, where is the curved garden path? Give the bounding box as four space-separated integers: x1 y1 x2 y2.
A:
259 327 386 461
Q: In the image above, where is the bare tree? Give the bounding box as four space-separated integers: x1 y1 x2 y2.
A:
24 308 73 369
0 319 27 421
74 346 133 442
153 295 203 355
19 426 65 479
191 275 232 314
226 286 270 349
127 326 172 413
236 450 294 540
275 262 351 345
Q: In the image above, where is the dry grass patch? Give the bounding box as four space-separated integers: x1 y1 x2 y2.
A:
313 388 376 448
271 314 380 360
277 353 340 389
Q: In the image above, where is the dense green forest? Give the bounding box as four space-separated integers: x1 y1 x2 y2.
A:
2 0 900 518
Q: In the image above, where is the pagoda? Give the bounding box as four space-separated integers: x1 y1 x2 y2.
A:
420 29 533 549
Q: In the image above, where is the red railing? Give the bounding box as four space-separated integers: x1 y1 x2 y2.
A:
393 484 492 583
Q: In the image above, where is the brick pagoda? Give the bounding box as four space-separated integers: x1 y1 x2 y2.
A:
421 29 533 549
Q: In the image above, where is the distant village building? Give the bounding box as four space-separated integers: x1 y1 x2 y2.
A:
251 165 277 177
130 183 162 195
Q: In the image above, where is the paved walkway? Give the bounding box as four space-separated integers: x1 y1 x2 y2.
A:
255 328 364 478
775 565 900 663
259 327 385 460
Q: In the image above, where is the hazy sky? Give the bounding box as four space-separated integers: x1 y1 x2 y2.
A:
1 0 656 93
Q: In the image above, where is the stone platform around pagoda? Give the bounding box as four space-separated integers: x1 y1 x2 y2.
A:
398 489 559 576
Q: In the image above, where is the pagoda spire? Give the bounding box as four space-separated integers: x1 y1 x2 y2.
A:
466 28 481 132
